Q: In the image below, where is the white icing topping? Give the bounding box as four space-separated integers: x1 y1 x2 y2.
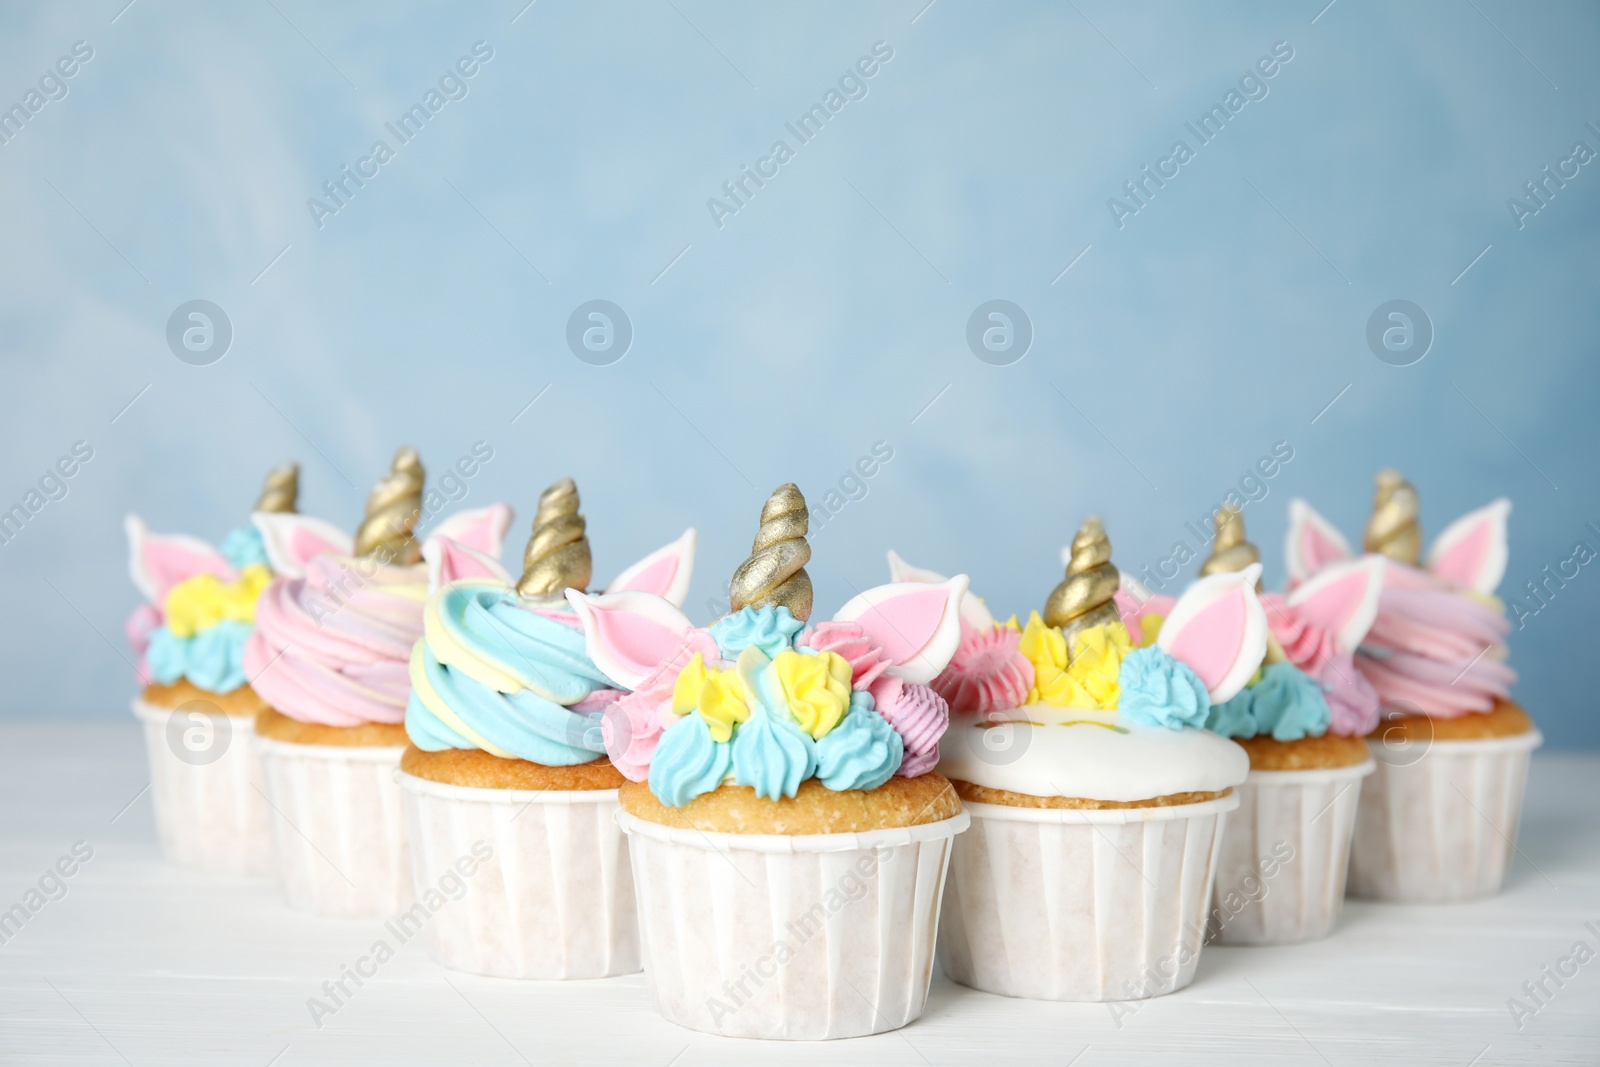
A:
937 705 1249 803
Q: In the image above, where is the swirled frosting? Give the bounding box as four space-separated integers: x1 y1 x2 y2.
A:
626 606 943 807
603 630 718 781
1356 564 1515 717
932 623 1033 714
814 692 902 791
405 581 617 764
797 621 892 689
870 674 947 776
147 620 253 692
243 554 428 726
711 603 804 659
1118 647 1210 730
1317 654 1380 736
134 525 275 694
1206 662 1331 741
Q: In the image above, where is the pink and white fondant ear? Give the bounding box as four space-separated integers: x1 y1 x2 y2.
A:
565 589 696 690
1426 499 1510 595
125 515 235 603
833 576 969 685
423 536 512 593
1285 499 1352 586
1157 564 1269 704
885 550 995 630
431 503 514 558
605 529 696 607
1286 555 1386 654
251 512 353 578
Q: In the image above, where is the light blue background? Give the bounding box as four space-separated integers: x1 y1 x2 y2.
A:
2 1 1596 745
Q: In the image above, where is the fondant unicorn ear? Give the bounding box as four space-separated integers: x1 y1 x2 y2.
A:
431 503 514 558
423 535 512 593
1157 564 1269 704
885 550 995 631
833 576 969 684
605 529 696 607
887 548 947 586
1426 499 1511 595
1286 555 1386 653
125 515 235 603
1285 499 1353 586
565 588 696 690
251 512 353 579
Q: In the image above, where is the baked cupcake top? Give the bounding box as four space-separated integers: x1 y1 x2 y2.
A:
1286 469 1516 719
567 484 968 808
242 448 513 728
125 462 300 695
405 477 697 766
1122 505 1388 743
892 517 1260 803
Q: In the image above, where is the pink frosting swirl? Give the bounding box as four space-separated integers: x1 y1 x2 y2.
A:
931 624 1033 714
1356 564 1516 718
601 629 718 781
869 675 948 777
798 621 892 689
1315 653 1380 736
1259 593 1340 676
242 555 427 727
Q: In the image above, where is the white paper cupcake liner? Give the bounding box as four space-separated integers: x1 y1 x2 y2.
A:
939 794 1237 1002
1208 760 1374 945
395 771 639 979
1348 730 1542 902
618 808 970 1040
132 700 276 877
254 736 412 918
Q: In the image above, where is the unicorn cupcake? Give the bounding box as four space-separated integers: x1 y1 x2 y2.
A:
1288 470 1539 901
126 462 301 876
396 477 696 979
1174 506 1386 944
567 484 970 1040
243 447 512 917
891 517 1263 1002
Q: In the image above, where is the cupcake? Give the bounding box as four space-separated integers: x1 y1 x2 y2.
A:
894 517 1262 1001
1171 506 1386 944
397 477 697 979
566 484 970 1040
242 447 512 917
1287 470 1539 902
125 462 299 876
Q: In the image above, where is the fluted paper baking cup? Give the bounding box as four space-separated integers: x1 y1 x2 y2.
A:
1208 761 1373 945
254 736 411 917
132 700 276 877
618 809 969 1040
395 772 639 979
939 795 1237 1002
1348 731 1542 902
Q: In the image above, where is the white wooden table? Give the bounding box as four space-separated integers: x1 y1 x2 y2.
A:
1 722 1595 1065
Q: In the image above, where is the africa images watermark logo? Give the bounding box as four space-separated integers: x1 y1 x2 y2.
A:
306 41 495 229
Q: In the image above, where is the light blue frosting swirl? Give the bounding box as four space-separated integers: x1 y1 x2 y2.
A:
220 525 269 570
731 705 816 800
1207 663 1330 741
1118 646 1211 730
814 691 903 791
649 713 733 807
405 586 616 766
146 620 252 693
729 654 817 800
710 605 803 660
